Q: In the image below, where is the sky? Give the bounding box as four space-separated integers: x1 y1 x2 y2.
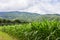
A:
0 0 60 14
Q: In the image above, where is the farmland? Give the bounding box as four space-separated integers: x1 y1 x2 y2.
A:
0 12 60 40
0 19 60 40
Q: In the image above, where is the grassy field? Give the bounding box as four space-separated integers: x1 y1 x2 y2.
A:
0 31 18 40
0 20 60 40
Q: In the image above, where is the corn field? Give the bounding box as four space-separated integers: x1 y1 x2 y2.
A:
0 20 60 40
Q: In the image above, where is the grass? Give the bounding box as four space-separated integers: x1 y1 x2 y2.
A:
0 31 18 40
0 20 60 40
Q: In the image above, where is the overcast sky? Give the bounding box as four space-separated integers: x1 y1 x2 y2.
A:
0 0 60 14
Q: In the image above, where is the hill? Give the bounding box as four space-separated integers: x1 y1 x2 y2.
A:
0 11 42 22
0 11 60 22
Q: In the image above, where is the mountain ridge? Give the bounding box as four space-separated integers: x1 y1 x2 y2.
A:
0 11 60 22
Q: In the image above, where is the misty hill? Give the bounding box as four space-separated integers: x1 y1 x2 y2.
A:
0 11 60 22
0 11 42 22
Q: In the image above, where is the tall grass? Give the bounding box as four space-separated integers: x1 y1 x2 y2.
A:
0 20 60 40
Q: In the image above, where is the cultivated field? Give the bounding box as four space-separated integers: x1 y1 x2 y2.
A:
0 20 60 40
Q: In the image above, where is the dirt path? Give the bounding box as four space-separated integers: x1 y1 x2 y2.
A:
0 31 18 40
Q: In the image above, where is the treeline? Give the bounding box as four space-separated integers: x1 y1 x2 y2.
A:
0 18 29 25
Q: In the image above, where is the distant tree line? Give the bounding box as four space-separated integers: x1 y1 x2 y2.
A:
0 18 29 26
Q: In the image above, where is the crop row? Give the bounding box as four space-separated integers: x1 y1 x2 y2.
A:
0 20 60 40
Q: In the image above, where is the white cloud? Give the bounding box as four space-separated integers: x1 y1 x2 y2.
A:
39 0 60 14
0 0 29 10
22 0 60 14
21 3 46 14
0 0 60 14
0 0 39 11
